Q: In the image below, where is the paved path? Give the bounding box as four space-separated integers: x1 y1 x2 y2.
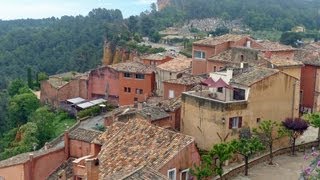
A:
78 115 105 130
232 152 314 180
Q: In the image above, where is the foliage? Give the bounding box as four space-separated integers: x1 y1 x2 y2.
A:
169 0 320 31
8 92 40 128
30 106 55 147
231 134 265 176
209 142 233 177
301 151 320 180
0 90 9 135
190 161 214 180
77 105 101 118
280 32 303 47
253 120 287 165
305 113 320 147
0 122 39 160
282 118 309 155
209 26 230 37
7 79 28 97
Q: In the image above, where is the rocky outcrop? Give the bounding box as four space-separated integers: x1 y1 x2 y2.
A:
102 41 138 66
157 0 171 10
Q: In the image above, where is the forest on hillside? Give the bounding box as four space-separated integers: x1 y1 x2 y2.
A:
0 0 319 89
168 0 320 31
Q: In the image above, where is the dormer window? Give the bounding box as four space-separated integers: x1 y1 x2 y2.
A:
194 51 206 59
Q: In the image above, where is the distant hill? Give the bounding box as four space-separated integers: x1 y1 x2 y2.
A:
158 0 320 31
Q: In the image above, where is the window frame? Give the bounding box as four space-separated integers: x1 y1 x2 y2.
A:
124 72 132 78
168 168 177 180
135 74 145 79
194 50 206 60
180 169 190 180
217 87 223 93
229 116 242 129
169 90 175 99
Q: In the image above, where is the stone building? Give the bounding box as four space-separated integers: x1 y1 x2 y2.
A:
40 72 89 107
156 57 192 96
181 67 300 150
110 61 156 106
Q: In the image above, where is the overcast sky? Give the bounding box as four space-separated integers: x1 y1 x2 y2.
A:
0 0 156 20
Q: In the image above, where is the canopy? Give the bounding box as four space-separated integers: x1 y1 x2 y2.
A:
201 77 216 86
211 78 232 88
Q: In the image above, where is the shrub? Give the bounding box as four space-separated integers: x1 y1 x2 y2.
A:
77 106 101 118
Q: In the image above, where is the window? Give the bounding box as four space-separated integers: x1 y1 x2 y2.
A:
169 90 175 99
124 87 131 93
229 117 242 129
168 168 176 180
233 88 246 100
136 74 145 79
124 72 132 78
214 66 217 72
240 55 244 62
136 88 143 94
180 169 190 180
217 87 223 93
194 51 206 59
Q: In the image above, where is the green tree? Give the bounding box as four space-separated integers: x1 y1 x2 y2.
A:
7 79 28 97
0 122 39 160
27 67 33 89
8 93 40 128
253 120 286 165
190 161 214 180
306 113 320 147
231 136 265 176
30 106 55 146
208 142 233 177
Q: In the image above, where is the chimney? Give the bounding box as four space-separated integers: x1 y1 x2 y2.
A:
86 158 100 180
137 102 143 110
246 40 251 48
64 131 70 160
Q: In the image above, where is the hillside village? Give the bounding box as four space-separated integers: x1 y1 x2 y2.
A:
1 31 320 179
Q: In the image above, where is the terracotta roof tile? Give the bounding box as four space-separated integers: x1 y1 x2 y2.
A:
163 75 204 86
110 61 155 74
266 56 303 67
97 118 194 179
193 34 248 46
137 106 170 121
48 72 85 89
69 128 102 143
256 41 295 51
141 54 170 61
122 166 167 180
157 57 192 72
230 67 279 86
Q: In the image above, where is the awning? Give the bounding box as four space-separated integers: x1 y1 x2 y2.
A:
201 77 216 86
211 78 233 89
67 97 86 104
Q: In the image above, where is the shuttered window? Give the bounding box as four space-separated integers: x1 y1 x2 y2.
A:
229 117 242 129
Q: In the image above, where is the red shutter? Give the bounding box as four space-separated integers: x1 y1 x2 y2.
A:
239 117 243 128
229 118 233 129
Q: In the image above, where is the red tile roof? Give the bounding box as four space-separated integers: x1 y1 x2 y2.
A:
157 57 192 72
193 34 249 46
97 118 194 179
110 61 155 74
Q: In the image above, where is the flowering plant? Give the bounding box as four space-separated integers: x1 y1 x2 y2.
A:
301 150 320 180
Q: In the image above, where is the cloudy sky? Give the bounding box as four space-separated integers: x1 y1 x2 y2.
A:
0 0 156 20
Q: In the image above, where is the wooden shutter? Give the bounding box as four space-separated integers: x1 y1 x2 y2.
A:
238 117 243 128
229 118 233 129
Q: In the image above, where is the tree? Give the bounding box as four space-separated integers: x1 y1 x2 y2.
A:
8 93 40 128
0 122 39 160
7 79 28 97
280 32 303 47
231 136 265 176
27 67 33 89
190 153 214 180
30 106 55 147
253 120 286 165
306 113 320 147
208 142 233 177
282 118 309 155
